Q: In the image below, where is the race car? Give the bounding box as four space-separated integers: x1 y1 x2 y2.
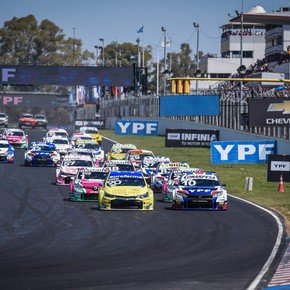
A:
98 170 154 210
0 112 8 127
79 126 102 144
19 113 36 128
50 136 71 157
172 170 228 211
2 128 29 149
70 132 94 146
151 161 190 193
124 149 154 168
44 128 69 142
34 114 48 129
73 139 104 164
56 154 94 185
69 167 107 202
67 147 100 166
24 142 60 166
162 167 202 202
102 159 136 172
0 139 14 163
106 143 137 160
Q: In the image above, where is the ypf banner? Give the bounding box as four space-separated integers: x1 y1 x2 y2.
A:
267 154 290 182
0 94 58 107
211 140 277 164
115 120 158 136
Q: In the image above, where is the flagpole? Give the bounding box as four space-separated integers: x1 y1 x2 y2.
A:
142 24 144 68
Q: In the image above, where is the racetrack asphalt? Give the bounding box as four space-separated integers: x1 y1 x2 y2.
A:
0 129 286 290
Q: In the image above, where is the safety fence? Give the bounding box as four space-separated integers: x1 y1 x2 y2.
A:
100 91 290 140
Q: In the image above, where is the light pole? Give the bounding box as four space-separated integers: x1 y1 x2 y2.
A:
94 45 99 66
161 26 167 95
99 38 105 65
136 37 140 67
193 22 200 91
115 48 119 66
236 0 244 129
72 27 76 66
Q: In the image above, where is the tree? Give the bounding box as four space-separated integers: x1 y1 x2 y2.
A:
0 15 94 65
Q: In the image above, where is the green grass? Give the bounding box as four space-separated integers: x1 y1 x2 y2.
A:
101 129 290 228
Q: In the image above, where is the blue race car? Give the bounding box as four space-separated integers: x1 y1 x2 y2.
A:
172 170 228 211
24 141 60 166
0 139 14 163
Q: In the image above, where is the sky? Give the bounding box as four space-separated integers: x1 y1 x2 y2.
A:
0 0 289 61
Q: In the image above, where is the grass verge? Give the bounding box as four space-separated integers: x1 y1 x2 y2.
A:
100 130 290 230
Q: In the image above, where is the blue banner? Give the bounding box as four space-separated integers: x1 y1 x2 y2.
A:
160 95 220 117
115 120 158 136
211 140 277 164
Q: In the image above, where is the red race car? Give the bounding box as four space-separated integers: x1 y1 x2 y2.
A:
19 113 36 129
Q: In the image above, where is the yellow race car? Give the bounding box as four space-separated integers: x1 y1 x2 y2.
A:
79 126 102 144
106 143 137 160
98 170 154 210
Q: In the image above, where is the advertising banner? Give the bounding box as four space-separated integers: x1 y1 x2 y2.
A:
248 98 290 126
115 120 158 136
0 93 58 107
75 119 105 129
267 154 290 182
165 129 219 147
160 95 220 117
0 65 134 87
211 140 277 164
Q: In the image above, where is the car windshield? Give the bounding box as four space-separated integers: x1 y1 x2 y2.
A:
111 164 135 171
53 132 68 138
22 114 33 118
35 115 46 120
75 143 99 150
106 177 145 187
53 139 69 145
181 178 220 187
85 129 98 134
32 145 54 152
83 171 107 180
63 160 93 167
8 131 24 136
72 151 94 158
0 113 7 117
0 143 9 148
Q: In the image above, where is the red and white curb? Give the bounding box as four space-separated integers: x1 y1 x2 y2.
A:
266 241 290 289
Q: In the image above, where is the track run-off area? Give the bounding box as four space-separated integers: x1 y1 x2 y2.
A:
0 129 286 290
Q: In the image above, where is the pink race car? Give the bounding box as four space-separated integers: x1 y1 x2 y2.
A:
56 154 94 185
69 167 107 201
2 128 29 149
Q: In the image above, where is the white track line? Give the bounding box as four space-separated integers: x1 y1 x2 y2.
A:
229 194 284 290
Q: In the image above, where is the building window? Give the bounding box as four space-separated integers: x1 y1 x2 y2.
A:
232 51 241 58
243 51 253 58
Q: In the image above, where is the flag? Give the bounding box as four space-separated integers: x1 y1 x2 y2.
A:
161 41 171 47
137 26 144 33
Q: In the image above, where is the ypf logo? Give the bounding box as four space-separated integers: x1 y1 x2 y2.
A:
267 100 290 114
1 68 16 82
116 120 158 136
0 96 23 106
